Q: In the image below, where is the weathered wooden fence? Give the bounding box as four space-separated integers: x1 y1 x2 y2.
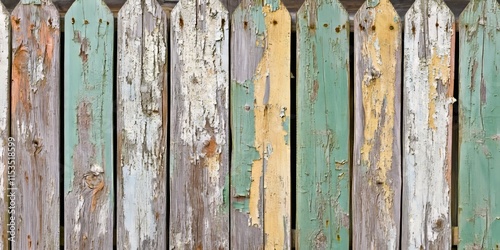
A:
0 0 499 248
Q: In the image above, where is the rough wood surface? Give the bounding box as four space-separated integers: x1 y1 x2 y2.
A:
402 0 455 248
296 0 350 248
116 0 168 249
458 0 500 248
10 0 60 247
0 0 473 21
169 0 229 248
353 0 401 248
231 0 291 248
63 0 114 248
0 2 8 249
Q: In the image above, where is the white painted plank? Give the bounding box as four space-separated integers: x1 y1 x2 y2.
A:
169 0 230 248
116 0 168 248
402 0 455 248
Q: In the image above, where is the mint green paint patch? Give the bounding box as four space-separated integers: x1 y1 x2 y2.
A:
296 0 349 249
230 79 260 212
264 0 280 12
367 0 380 8
64 0 114 202
21 0 41 5
222 175 230 213
459 0 500 248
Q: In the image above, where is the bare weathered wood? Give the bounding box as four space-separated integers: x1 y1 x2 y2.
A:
402 0 455 248
0 2 9 248
353 0 402 248
0 0 472 18
63 0 114 248
459 0 500 248
296 0 350 248
169 0 229 248
231 0 291 248
10 0 60 247
116 0 168 249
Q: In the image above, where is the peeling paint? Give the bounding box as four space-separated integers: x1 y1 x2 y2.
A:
353 0 401 248
64 0 114 248
459 0 500 248
10 0 60 248
231 1 290 248
170 0 229 248
402 0 454 248
296 0 350 248
116 0 168 248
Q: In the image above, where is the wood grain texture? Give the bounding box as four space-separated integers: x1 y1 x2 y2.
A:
116 0 168 249
63 0 114 248
231 0 291 248
10 0 60 247
169 0 229 248
353 0 401 248
459 0 500 248
402 0 455 248
296 0 350 248
0 0 473 21
0 2 8 249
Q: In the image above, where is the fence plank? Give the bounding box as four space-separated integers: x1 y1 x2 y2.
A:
231 0 291 248
63 0 114 247
169 0 229 248
353 0 402 248
459 0 500 248
0 2 9 248
10 0 60 247
116 0 167 249
296 0 350 248
402 0 455 248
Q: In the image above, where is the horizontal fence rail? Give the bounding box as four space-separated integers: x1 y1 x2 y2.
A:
0 0 499 248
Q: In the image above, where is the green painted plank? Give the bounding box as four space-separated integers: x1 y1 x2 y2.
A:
0 2 9 248
459 0 500 248
169 0 229 248
296 0 350 248
116 0 168 248
353 0 402 248
231 0 291 248
11 0 60 247
63 0 114 247
402 0 455 248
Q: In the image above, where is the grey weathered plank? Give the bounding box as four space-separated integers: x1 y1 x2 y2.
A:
169 0 229 248
10 0 60 247
230 0 291 248
353 0 402 248
402 0 455 248
0 2 9 248
63 0 114 248
116 0 168 248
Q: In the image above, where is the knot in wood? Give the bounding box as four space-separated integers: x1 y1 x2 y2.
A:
84 164 104 189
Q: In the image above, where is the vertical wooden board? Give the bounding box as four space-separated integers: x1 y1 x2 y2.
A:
117 0 168 249
459 0 500 248
10 0 60 248
402 0 455 248
353 0 401 248
0 2 8 249
169 0 229 248
230 0 291 248
63 0 114 248
296 0 350 248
